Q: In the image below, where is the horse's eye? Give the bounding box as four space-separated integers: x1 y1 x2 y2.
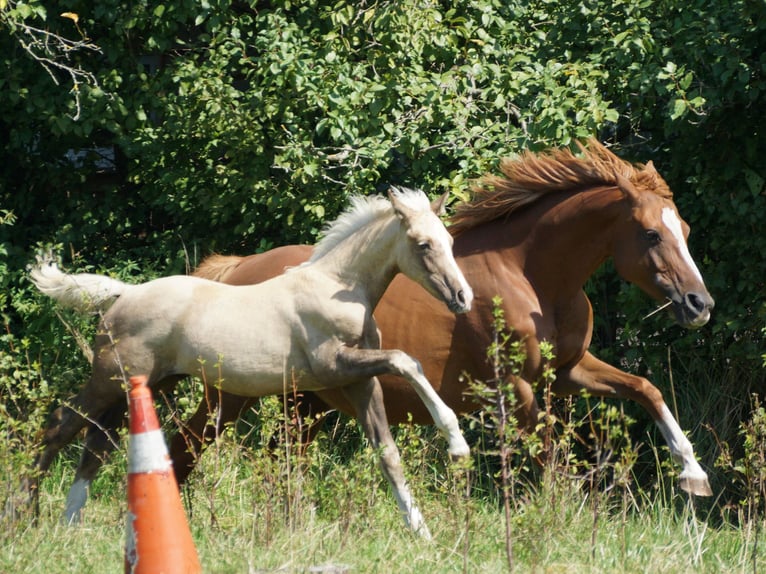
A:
646 229 661 245
418 241 431 251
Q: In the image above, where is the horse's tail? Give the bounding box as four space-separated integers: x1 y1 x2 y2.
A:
30 261 129 313
192 254 243 282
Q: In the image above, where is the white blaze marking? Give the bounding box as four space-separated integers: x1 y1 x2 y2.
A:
661 207 704 283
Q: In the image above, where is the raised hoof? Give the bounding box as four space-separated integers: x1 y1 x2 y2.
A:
679 473 713 497
448 445 470 463
447 433 471 462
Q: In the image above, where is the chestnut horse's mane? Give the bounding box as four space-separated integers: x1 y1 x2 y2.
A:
449 138 672 235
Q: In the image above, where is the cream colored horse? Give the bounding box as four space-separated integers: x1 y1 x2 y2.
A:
26 187 473 538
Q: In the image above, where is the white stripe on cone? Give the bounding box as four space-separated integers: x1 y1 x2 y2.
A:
128 429 173 474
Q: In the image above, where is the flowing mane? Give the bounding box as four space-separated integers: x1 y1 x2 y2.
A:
309 195 391 262
309 188 429 262
449 138 672 235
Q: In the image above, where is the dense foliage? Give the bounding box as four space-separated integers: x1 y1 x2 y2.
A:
1 0 764 505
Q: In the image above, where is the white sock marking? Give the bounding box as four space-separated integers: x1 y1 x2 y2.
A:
63 477 90 524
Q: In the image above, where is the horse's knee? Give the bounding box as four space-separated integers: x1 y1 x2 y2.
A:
39 405 82 459
42 405 68 438
389 350 422 377
634 377 667 418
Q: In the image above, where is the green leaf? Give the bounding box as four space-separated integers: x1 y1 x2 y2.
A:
670 98 687 120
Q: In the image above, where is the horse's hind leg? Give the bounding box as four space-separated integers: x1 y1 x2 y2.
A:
9 401 90 520
63 403 127 524
15 392 108 519
16 358 126 521
336 378 431 539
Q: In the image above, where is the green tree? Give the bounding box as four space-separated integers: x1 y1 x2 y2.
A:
1 0 764 503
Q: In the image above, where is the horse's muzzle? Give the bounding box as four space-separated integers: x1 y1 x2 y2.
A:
449 287 473 314
673 291 714 329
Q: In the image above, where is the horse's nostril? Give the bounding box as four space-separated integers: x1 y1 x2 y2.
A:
685 292 707 314
457 290 466 305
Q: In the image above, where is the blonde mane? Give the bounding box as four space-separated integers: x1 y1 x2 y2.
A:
309 188 429 263
449 139 671 235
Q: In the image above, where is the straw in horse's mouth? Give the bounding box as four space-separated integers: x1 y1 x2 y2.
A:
642 299 673 320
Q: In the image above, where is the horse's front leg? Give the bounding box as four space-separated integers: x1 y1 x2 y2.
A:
338 377 431 539
335 346 469 460
553 351 712 496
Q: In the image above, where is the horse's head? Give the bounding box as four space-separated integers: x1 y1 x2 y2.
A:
389 187 473 314
611 163 713 328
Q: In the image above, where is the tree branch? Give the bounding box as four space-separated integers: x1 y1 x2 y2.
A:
5 8 102 120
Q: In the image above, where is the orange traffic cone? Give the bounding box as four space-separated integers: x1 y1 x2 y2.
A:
125 375 202 574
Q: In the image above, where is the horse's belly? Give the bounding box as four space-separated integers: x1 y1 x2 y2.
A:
215 370 314 397
174 334 324 398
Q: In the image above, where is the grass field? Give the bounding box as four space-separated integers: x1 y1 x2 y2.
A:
2 396 763 574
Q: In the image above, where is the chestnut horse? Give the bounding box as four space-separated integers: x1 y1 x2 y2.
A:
170 140 715 499
25 188 472 538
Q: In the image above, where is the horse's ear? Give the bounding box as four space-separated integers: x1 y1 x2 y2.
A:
643 160 663 188
388 187 415 221
615 172 642 205
430 192 449 216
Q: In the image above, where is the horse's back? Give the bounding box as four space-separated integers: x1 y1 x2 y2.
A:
97 274 294 385
209 245 314 285
106 275 210 319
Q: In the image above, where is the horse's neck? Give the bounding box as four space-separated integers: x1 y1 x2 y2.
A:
460 187 624 295
309 218 400 307
527 187 625 287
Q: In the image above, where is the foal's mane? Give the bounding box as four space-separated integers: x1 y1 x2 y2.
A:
309 188 428 263
449 138 671 235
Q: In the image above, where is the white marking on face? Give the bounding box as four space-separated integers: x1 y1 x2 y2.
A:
661 207 704 283
434 225 454 257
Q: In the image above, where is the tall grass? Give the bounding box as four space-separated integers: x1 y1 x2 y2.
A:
1 386 764 573
1 319 764 572
1 420 762 573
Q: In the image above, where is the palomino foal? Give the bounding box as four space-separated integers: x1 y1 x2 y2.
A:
27 187 473 538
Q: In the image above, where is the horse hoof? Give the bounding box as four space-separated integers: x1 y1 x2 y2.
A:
405 507 432 540
448 438 470 462
414 523 433 540
679 472 713 497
